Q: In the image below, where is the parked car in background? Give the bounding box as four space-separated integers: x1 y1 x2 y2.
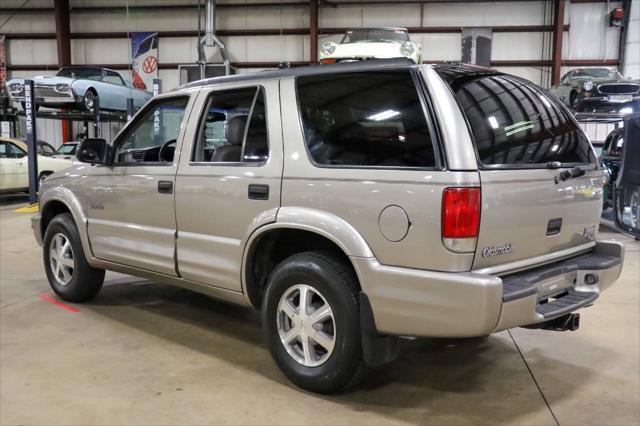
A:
0 136 72 193
6 66 153 113
601 128 624 210
52 142 79 160
319 27 421 64
549 67 640 114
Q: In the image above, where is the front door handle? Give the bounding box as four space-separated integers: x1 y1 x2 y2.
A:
248 184 269 200
158 180 173 194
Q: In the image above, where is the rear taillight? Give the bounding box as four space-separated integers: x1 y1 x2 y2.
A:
442 187 481 252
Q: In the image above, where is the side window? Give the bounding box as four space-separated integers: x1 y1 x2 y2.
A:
296 71 437 168
105 70 125 86
192 87 268 163
1 142 25 159
40 144 55 156
114 97 189 164
560 71 572 83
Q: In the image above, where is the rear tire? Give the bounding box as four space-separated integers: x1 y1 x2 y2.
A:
262 251 367 394
43 213 105 303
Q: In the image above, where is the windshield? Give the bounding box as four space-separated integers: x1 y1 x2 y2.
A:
56 67 103 80
340 29 409 44
56 144 77 155
572 68 622 80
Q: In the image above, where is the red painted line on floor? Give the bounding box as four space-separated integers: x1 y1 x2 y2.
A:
39 294 80 313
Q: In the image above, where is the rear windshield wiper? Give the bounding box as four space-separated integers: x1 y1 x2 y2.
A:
553 164 596 184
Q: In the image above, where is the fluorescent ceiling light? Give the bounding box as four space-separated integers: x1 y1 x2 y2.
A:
368 109 400 121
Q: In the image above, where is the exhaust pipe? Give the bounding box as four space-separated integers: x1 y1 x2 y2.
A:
537 313 580 331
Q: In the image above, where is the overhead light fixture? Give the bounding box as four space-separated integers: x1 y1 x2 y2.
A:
488 116 499 129
368 109 400 121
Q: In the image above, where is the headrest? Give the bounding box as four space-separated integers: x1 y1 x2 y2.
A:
226 115 248 146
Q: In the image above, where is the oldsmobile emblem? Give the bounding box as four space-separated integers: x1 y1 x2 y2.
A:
482 243 515 258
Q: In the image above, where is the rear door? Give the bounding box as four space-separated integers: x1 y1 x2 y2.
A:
174 81 282 291
437 69 603 271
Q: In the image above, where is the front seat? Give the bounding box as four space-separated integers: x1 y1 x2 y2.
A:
210 115 247 162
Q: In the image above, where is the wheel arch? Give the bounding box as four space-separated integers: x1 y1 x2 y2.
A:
241 208 374 309
39 188 94 262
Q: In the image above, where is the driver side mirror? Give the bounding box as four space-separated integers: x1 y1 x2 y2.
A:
77 138 110 165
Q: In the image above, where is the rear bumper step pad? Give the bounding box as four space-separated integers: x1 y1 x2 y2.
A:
536 289 598 319
501 252 620 303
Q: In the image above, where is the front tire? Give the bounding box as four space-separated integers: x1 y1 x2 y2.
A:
83 90 98 111
43 213 105 302
262 251 367 394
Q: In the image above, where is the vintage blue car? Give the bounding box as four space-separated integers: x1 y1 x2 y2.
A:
6 66 153 112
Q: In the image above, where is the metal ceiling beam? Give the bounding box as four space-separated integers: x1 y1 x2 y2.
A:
6 59 620 72
310 0 319 63
53 0 71 67
3 25 571 40
551 0 565 84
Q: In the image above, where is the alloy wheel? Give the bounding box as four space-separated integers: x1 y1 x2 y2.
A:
49 233 74 286
276 284 336 367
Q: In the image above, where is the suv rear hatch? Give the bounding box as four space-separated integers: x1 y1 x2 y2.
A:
436 66 603 272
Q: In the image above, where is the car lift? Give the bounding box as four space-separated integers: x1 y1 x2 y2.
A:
12 78 162 204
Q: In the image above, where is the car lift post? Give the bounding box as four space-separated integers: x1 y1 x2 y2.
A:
93 96 101 138
126 98 134 122
24 79 38 204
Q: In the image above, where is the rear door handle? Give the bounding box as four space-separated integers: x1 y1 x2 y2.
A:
158 180 173 194
248 184 269 200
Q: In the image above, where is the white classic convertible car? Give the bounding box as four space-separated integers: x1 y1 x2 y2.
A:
6 66 152 112
0 137 72 193
319 27 422 64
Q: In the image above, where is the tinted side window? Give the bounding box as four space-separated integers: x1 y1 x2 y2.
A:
439 72 595 167
297 71 437 168
193 87 268 163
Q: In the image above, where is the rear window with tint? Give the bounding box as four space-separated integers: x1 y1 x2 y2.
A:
437 68 596 168
296 71 437 168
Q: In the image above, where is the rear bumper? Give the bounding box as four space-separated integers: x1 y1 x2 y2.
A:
355 240 624 338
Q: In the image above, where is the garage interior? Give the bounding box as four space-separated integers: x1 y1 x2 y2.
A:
1 0 640 425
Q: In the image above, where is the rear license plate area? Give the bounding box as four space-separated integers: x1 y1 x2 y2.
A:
536 274 575 301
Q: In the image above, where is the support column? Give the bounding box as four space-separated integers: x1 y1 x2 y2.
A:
54 0 71 67
310 0 318 64
551 0 565 85
55 0 71 143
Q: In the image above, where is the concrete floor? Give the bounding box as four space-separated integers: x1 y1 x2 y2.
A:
1 195 638 426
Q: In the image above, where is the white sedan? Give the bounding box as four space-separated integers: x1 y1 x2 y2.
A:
0 137 73 194
319 27 422 64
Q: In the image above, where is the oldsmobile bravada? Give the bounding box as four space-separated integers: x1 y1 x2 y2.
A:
33 59 624 393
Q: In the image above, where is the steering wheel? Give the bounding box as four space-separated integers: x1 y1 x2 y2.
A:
158 139 177 162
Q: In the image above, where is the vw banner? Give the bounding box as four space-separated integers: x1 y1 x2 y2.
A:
131 32 159 91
